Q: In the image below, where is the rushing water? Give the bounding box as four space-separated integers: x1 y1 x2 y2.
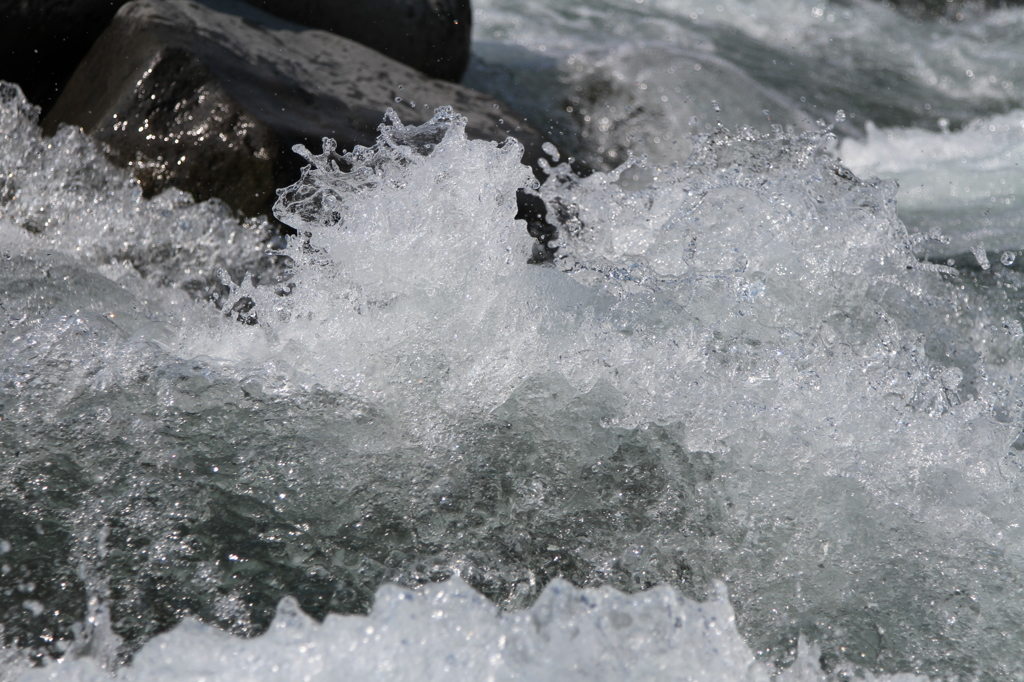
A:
2 0 1024 680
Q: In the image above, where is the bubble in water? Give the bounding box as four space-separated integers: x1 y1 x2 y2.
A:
1001 250 1016 266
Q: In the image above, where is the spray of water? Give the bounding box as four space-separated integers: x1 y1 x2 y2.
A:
3 83 1024 678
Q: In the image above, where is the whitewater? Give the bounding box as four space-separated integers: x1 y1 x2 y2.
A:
2 0 1024 680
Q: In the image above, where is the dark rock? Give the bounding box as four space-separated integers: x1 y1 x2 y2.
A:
246 0 471 82
42 0 547 219
0 0 469 117
516 189 559 264
880 0 1024 18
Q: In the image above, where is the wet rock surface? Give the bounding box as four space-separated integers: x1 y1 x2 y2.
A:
247 0 472 82
0 0 470 117
42 0 546 219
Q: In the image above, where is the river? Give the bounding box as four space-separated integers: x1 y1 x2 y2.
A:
2 0 1024 679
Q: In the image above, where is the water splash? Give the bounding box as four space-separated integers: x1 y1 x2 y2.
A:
4 83 1024 679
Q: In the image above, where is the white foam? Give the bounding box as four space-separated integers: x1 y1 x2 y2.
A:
14 578 927 682
840 111 1024 254
4 82 1024 678
469 0 1024 175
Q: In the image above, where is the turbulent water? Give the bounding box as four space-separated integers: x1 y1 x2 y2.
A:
2 0 1024 680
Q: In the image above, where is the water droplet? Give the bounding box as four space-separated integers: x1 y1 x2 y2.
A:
971 245 990 271
541 142 560 162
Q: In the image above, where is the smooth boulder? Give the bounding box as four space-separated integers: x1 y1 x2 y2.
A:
42 0 546 218
0 0 470 116
247 0 471 82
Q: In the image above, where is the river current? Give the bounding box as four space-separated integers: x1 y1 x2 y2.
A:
2 0 1024 680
